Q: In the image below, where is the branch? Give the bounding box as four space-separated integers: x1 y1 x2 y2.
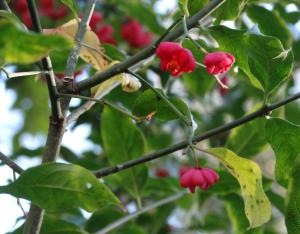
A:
0 151 24 174
96 191 187 234
94 91 300 178
74 0 226 92
64 0 96 81
26 0 62 120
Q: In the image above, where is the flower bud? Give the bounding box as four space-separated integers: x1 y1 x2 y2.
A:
121 73 141 93
203 52 235 75
179 167 219 193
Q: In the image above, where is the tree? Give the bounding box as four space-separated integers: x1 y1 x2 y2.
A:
0 0 300 233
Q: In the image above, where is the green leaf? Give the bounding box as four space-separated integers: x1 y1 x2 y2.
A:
60 0 77 18
0 20 73 67
102 44 126 61
85 207 123 233
226 118 267 158
101 107 147 198
207 147 271 228
187 0 209 16
223 194 264 234
246 5 292 48
132 89 191 122
214 0 247 21
178 0 189 16
285 161 300 234
209 26 293 94
207 170 240 195
265 118 300 187
9 215 88 234
0 163 120 212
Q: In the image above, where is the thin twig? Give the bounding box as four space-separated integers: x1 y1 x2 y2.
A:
96 191 187 234
0 151 23 174
94 91 300 178
59 93 142 122
13 172 27 217
64 0 97 81
74 0 226 92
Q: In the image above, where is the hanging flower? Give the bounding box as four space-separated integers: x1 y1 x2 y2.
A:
156 42 196 77
203 52 235 75
121 18 152 48
121 73 141 93
179 167 219 193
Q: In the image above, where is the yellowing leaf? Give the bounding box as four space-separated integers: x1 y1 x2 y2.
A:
45 19 108 71
91 61 124 100
207 147 271 228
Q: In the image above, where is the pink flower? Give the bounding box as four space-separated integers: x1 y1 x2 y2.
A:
155 168 169 178
95 24 117 45
89 12 102 30
121 19 152 48
179 167 219 193
156 42 196 77
203 52 235 75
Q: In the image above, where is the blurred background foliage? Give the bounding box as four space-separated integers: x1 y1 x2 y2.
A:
1 0 300 233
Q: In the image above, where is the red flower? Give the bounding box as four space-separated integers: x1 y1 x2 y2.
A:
22 12 32 28
203 52 235 75
95 25 117 45
121 19 152 48
179 167 219 193
89 12 102 30
155 168 169 178
156 42 196 77
218 76 229 96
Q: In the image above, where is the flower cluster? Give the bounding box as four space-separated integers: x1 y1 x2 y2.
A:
11 0 68 28
121 19 152 48
155 42 235 81
179 167 219 193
